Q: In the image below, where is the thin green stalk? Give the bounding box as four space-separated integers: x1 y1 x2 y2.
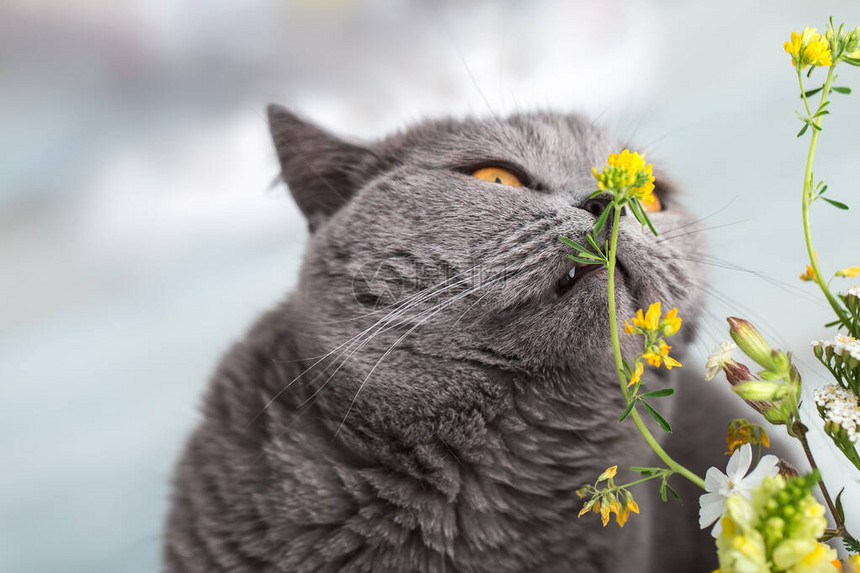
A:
792 419 859 546
606 206 706 490
799 66 852 329
612 471 672 491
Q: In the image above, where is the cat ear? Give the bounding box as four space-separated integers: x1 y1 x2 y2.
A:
267 104 378 232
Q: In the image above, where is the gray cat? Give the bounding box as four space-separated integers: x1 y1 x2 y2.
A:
163 106 731 572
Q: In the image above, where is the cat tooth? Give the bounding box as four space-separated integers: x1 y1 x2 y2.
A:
568 267 577 278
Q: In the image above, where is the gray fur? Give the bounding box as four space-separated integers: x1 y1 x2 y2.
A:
163 106 718 572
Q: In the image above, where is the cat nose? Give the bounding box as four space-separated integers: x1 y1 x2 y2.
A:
580 197 627 218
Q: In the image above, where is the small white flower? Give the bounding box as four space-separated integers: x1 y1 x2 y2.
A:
698 444 779 537
705 340 737 381
842 285 860 298
815 384 860 443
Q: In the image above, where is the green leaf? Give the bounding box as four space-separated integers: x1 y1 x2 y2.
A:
629 199 646 225
618 399 637 423
632 200 659 236
818 184 828 195
811 122 822 131
813 109 830 118
824 318 841 328
822 197 849 210
665 484 680 501
639 388 675 398
797 123 809 137
835 488 845 522
566 254 600 265
832 86 852 94
560 236 591 253
589 189 603 199
568 250 601 260
641 400 672 432
593 204 612 234
842 56 860 66
621 359 631 376
586 233 603 256
806 66 815 78
802 86 824 98
629 466 656 475
658 480 668 502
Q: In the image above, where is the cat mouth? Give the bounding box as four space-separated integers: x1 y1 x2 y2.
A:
554 262 607 297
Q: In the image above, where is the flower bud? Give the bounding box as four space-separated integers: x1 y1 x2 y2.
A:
769 351 791 374
723 360 755 386
733 381 786 402
597 465 617 482
776 460 799 479
728 317 777 371
811 341 823 360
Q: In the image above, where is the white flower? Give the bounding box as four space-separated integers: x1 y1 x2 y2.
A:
705 340 737 381
842 285 860 298
698 444 779 537
815 384 860 443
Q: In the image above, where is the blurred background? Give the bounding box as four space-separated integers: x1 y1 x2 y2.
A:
3 0 860 571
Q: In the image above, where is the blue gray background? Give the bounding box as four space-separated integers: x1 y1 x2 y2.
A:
2 1 860 571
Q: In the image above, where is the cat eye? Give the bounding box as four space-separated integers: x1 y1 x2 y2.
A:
642 195 663 213
471 166 524 188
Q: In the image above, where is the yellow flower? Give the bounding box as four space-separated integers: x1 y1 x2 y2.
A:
800 265 816 281
786 542 838 573
600 502 611 526
785 28 833 68
836 266 859 278
725 419 770 455
615 491 640 527
661 307 682 337
598 465 618 481
642 349 662 368
592 149 655 202
844 554 860 573
628 361 644 387
623 320 636 334
631 301 662 331
659 340 682 370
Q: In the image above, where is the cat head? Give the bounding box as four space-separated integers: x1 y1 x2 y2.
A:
267 105 705 444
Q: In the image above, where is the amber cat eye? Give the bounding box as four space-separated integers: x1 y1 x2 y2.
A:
641 195 662 213
471 167 524 187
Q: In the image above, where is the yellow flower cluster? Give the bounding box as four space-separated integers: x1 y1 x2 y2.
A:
623 302 682 385
799 264 858 281
716 475 838 573
799 265 816 282
576 465 640 527
625 301 681 337
784 28 833 68
591 149 656 204
843 554 860 573
725 419 770 455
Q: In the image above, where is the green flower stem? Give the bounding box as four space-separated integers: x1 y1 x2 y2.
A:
613 471 672 492
791 419 858 546
798 66 853 330
606 205 706 491
798 68 814 117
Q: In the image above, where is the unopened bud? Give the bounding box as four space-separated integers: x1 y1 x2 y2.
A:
812 342 824 360
723 360 755 386
777 459 800 479
770 350 791 374
733 380 786 402
728 317 777 370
